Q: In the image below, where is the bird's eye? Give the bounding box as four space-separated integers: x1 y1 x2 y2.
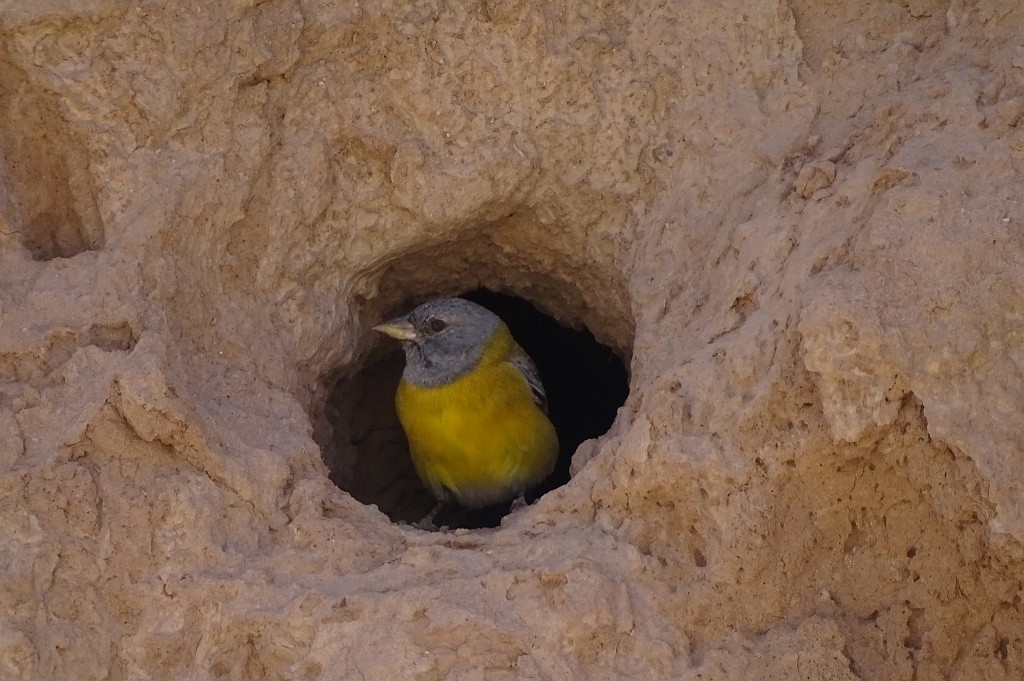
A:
428 318 447 333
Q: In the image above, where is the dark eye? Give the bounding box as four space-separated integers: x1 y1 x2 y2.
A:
428 318 447 333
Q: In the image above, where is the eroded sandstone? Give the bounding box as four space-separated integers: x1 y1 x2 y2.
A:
2 1 1023 679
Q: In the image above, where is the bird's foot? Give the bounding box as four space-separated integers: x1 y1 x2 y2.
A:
413 502 443 531
509 494 528 513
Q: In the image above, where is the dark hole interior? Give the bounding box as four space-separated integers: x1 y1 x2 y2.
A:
324 288 629 529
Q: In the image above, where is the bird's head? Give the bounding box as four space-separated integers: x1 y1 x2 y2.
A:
373 297 500 387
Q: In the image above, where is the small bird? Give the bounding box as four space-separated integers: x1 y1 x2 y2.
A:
373 298 558 523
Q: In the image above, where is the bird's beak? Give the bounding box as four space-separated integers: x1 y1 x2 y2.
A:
373 318 419 341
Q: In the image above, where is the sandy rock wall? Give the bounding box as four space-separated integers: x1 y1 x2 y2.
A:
2 0 1023 679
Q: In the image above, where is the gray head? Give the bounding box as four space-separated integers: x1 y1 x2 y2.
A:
373 298 501 387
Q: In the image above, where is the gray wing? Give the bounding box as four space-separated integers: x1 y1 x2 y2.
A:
508 350 548 413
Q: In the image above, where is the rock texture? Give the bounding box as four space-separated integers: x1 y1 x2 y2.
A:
2 0 1024 679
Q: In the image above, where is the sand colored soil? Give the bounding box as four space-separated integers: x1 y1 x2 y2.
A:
2 1 1024 679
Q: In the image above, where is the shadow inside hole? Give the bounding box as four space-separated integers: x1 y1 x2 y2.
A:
325 289 629 529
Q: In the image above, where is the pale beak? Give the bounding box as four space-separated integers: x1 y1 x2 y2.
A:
373 318 419 341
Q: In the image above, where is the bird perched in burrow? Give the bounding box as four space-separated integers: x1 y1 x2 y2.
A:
374 297 558 528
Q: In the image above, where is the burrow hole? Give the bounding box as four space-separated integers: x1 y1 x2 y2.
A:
323 288 629 529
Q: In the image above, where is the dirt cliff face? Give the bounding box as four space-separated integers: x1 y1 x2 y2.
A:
2 1 1023 679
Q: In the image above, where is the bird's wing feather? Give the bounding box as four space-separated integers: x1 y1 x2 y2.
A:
508 351 548 413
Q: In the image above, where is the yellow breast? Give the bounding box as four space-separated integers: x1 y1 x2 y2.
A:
395 323 558 508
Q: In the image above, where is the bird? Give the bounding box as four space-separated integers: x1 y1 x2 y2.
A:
373 297 558 526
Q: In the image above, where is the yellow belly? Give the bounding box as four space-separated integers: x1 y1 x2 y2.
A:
395 349 558 509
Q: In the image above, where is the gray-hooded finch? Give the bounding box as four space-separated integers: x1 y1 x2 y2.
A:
374 298 558 513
